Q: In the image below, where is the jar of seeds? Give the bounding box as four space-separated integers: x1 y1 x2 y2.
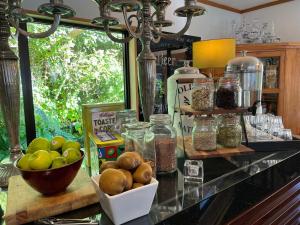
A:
217 114 242 148
192 116 217 151
191 78 214 111
150 114 177 174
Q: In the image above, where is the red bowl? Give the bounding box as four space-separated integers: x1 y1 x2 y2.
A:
14 150 84 195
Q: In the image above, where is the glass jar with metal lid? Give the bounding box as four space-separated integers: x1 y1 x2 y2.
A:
149 114 177 174
191 77 214 111
216 77 242 109
123 122 156 176
167 60 206 136
192 116 217 151
217 114 242 148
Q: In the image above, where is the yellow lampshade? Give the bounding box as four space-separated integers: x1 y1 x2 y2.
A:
193 39 236 69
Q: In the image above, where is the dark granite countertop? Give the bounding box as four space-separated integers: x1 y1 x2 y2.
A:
49 144 300 225
3 143 300 225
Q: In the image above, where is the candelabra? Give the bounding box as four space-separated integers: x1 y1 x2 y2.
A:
0 0 205 186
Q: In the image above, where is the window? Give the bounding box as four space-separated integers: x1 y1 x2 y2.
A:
22 22 127 143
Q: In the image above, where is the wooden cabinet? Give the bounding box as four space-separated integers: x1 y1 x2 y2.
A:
237 43 300 135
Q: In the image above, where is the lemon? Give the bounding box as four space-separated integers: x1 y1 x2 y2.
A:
63 148 81 164
50 150 61 160
62 141 81 153
17 154 32 170
50 136 66 151
27 137 50 154
51 157 67 169
28 150 52 170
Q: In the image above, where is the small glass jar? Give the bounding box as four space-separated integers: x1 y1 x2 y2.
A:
115 110 137 135
192 116 217 151
123 122 156 176
216 77 241 109
217 114 242 148
191 78 214 111
149 114 177 174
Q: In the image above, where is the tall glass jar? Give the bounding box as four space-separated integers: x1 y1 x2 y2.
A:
123 122 156 176
192 116 217 151
191 78 215 111
217 114 242 148
149 114 177 174
216 77 241 109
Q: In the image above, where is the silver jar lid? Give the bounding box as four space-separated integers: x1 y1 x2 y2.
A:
226 51 263 73
174 60 200 75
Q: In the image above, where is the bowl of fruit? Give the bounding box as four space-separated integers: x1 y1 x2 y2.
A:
92 152 159 225
15 136 84 195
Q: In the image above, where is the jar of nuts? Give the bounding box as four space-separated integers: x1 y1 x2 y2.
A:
192 116 217 151
191 78 215 111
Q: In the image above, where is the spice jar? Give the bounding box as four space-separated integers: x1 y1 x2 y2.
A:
192 116 217 151
123 122 156 176
217 114 242 148
216 77 241 109
149 114 177 174
191 78 214 111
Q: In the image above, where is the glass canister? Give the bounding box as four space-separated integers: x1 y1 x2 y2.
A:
115 109 137 135
192 116 217 151
217 114 242 148
216 77 242 109
191 78 215 111
149 114 177 174
123 122 156 176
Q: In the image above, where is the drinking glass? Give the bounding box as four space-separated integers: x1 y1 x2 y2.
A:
183 160 203 183
279 129 293 140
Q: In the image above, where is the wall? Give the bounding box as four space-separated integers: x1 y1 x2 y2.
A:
22 0 241 40
243 1 300 42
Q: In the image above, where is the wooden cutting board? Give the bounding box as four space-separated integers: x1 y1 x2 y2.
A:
4 169 99 225
178 136 254 159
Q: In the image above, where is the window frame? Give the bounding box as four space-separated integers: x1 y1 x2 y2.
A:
18 20 131 145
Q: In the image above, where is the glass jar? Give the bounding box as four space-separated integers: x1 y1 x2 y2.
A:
123 122 156 176
217 114 242 148
149 114 177 174
191 78 214 111
192 116 217 151
216 77 241 109
115 110 137 135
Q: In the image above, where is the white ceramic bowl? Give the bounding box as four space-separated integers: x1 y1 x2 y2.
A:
92 174 158 225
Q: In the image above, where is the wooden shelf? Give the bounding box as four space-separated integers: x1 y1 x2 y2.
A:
263 88 280 94
178 105 249 115
177 136 254 159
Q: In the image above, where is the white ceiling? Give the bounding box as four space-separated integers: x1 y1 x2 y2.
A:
212 0 276 10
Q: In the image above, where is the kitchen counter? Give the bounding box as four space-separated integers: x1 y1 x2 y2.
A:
2 143 300 225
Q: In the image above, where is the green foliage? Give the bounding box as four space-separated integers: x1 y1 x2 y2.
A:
0 23 125 152
28 23 125 141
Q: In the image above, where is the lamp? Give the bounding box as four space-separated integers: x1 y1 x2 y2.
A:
193 38 236 77
0 0 206 186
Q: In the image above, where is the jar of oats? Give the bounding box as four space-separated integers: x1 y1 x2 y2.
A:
192 116 217 151
191 78 215 111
